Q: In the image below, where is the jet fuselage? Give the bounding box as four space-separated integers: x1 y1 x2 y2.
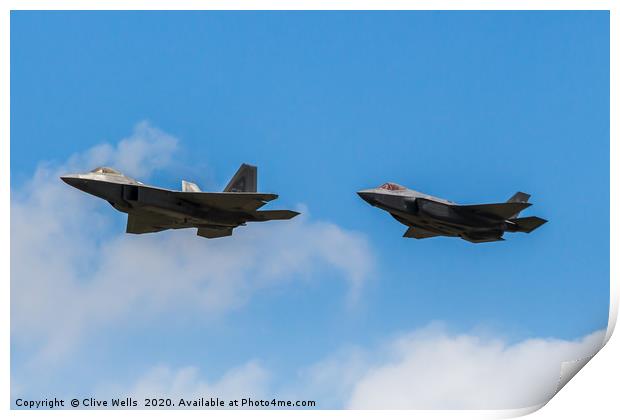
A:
61 165 298 238
61 173 252 228
357 183 545 243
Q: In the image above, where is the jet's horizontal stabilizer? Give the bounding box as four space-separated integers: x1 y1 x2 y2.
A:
457 202 531 220
182 180 201 192
253 210 300 221
513 216 547 233
197 227 233 239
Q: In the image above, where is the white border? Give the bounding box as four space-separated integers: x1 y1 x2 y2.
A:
2 1 616 419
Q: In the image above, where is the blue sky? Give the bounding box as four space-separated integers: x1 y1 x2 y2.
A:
11 11 609 408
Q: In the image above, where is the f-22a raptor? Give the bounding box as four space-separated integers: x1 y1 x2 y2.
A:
358 183 546 243
61 164 299 238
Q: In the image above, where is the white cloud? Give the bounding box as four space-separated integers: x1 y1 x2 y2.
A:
10 122 374 364
64 121 179 179
91 324 606 410
120 362 270 403
291 346 370 408
337 324 605 409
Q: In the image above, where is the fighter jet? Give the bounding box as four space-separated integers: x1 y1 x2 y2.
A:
357 183 546 243
61 164 299 238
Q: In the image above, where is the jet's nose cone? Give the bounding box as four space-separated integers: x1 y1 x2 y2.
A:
60 174 81 187
357 190 378 205
357 191 370 200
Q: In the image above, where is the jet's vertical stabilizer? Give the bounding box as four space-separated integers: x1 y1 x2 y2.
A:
182 180 201 192
507 192 530 203
224 163 257 192
506 191 531 218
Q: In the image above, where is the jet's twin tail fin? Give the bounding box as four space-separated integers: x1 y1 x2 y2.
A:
224 163 257 192
507 191 530 204
182 180 201 192
182 163 257 193
506 192 532 218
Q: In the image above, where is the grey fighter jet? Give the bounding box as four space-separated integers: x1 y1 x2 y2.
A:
61 164 299 238
358 183 546 243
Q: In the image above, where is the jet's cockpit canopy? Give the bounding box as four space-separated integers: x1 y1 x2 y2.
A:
378 182 405 191
91 167 122 175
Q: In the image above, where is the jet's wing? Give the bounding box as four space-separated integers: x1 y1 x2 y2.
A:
455 202 531 220
126 213 172 234
403 226 440 239
179 192 278 212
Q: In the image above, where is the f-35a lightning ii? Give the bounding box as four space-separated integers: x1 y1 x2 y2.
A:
358 183 546 243
61 164 299 238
